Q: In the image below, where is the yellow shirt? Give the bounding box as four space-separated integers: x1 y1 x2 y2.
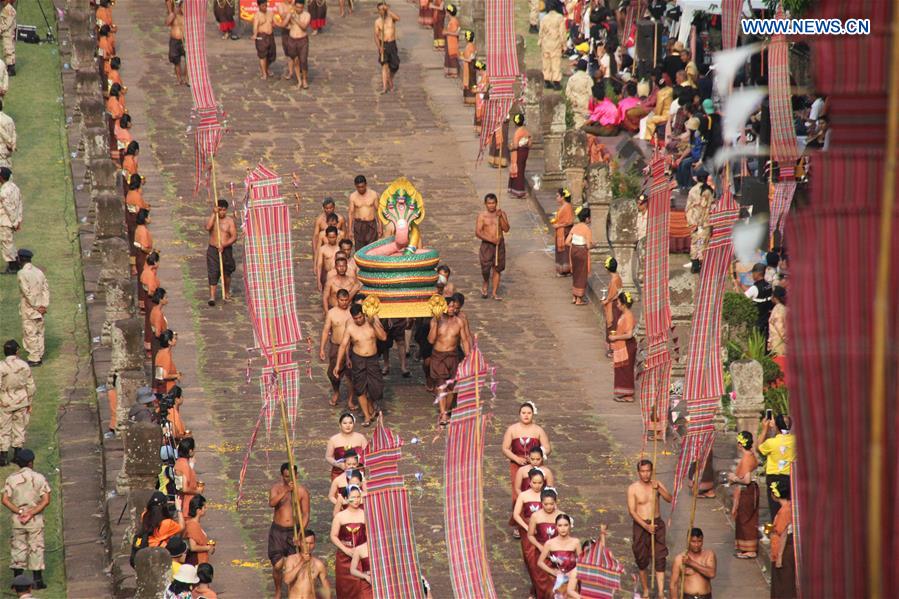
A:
759 433 795 475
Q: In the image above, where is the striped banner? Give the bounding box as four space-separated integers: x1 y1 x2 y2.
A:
768 4 798 164
479 0 519 161
243 164 303 358
721 0 742 50
671 181 739 513
576 540 624 598
364 425 426 599
444 341 498 598
769 177 797 238
259 353 300 434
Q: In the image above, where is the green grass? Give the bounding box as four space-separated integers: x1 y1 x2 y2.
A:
515 0 541 70
0 4 91 595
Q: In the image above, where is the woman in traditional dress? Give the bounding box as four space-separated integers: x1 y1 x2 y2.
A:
508 113 532 198
122 141 140 189
418 0 433 28
460 30 477 105
349 542 374 599
473 60 488 134
309 0 327 33
513 446 555 502
502 401 552 538
552 189 575 276
565 206 596 305
609 291 637 402
769 480 796 599
512 469 548 599
430 0 445 50
325 412 368 480
330 485 367 598
729 431 759 558
328 449 362 513
488 117 511 168
443 4 460 77
527 488 562 599
601 256 622 356
768 286 787 383
537 513 582 599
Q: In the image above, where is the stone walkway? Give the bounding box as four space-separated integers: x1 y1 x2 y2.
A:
108 1 768 596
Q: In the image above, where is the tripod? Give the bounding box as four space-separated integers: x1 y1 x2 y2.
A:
13 0 55 43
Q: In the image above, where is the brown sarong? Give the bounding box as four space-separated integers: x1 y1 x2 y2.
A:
432 9 445 47
735 481 759 552
771 535 797 598
255 32 276 64
267 522 296 565
353 219 379 250
429 349 460 386
295 36 309 71
613 337 637 396
350 351 383 402
632 517 668 572
463 61 477 104
327 343 348 391
206 245 236 286
380 40 400 74
479 239 506 281
570 244 589 298
444 46 459 70
168 37 185 65
555 225 573 274
508 146 530 198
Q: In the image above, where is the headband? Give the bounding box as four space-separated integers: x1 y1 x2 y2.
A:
347 484 363 495
522 401 537 414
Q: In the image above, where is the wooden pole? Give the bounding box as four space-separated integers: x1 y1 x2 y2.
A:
649 430 659 595
867 4 899 595
495 141 504 268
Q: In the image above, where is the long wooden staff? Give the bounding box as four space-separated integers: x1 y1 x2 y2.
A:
211 158 227 300
247 179 307 552
649 429 659 595
679 453 702 599
495 126 505 268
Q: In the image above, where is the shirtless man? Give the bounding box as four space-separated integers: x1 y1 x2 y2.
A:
335 239 357 278
279 529 331 599
348 175 381 250
475 193 510 300
374 2 400 93
315 213 343 253
277 0 296 82
284 0 311 88
322 256 360 315
428 293 471 425
269 462 311 599
205 199 238 306
670 528 716 599
165 2 187 86
312 197 346 257
320 289 353 407
252 0 277 79
334 304 386 426
315 226 340 292
627 459 672 598
435 264 455 297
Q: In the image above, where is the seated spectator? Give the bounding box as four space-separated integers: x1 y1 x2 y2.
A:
641 69 674 142
165 562 199 599
582 83 620 136
622 78 655 133
674 119 704 190
142 492 184 548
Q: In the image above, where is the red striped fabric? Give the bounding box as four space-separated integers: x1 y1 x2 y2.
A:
789 2 897 594
479 0 519 160
444 341 498 598
623 0 642 48
638 154 674 440
768 4 797 164
259 353 300 433
768 179 796 238
576 540 624 598
243 164 303 358
671 182 739 513
721 0 742 50
363 425 426 599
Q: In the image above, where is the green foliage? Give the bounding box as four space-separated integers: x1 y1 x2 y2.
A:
744 329 768 362
764 0 812 17
760 355 783 387
610 165 642 200
604 80 619 104
764 385 790 415
562 92 575 130
722 291 757 333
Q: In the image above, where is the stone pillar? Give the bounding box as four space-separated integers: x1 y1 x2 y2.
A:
585 163 612 253
730 360 765 435
82 127 110 168
607 198 639 294
74 70 102 99
524 69 544 148
134 547 171 599
561 129 588 203
111 317 145 374
669 268 695 377
125 488 157 554
471 0 485 56
70 37 97 74
117 421 162 494
95 194 127 242
103 280 135 346
114 370 146 436
541 94 566 185
90 162 122 203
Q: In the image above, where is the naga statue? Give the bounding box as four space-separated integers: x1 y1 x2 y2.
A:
355 177 441 318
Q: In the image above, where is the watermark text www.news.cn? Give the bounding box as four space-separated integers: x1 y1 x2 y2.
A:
741 18 870 36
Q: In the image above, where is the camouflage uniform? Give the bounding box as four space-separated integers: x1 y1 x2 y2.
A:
0 108 15 168
3 467 50 571
565 69 592 128
685 182 713 261
0 3 15 69
538 10 566 84
0 179 21 262
0 354 33 454
17 263 49 363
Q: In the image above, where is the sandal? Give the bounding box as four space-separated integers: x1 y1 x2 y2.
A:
734 552 757 559
613 396 635 403
512 528 520 539
401 370 411 378
439 413 450 427
362 419 373 428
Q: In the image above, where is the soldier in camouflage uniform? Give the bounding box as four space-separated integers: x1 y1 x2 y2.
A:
685 180 713 273
0 340 34 466
0 167 22 274
0 0 14 76
2 449 50 589
15 250 48 367
0 100 15 168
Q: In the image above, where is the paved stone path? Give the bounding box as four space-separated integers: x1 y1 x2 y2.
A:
112 1 768 596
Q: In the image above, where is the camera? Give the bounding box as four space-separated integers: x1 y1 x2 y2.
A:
666 5 682 21
157 392 175 420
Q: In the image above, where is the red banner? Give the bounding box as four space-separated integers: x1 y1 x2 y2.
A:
239 0 290 22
